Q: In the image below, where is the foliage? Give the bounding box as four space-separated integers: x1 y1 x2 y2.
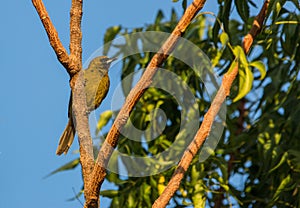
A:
53 1 300 207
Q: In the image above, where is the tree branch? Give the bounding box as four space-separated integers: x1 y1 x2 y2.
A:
84 0 207 207
69 0 83 76
152 1 270 207
68 0 96 205
32 0 70 69
32 0 95 205
243 0 269 54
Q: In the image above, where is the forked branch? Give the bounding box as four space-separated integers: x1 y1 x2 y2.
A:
32 0 95 205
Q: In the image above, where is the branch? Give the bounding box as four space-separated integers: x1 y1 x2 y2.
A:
69 0 83 75
243 0 270 54
68 0 96 205
152 1 270 207
32 0 70 70
84 0 207 207
32 0 94 205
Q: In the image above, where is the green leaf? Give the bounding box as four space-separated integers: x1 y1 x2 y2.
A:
249 60 267 80
234 0 249 23
142 183 152 206
155 10 164 25
212 157 229 184
212 17 221 45
121 58 137 96
182 0 187 12
191 182 206 208
128 191 136 207
227 59 238 74
275 20 299 25
223 0 232 32
233 46 248 67
100 190 120 198
200 15 207 38
268 151 288 174
248 0 257 8
44 158 80 178
106 172 127 185
272 174 292 202
95 110 113 135
103 26 122 55
220 32 229 46
275 2 282 17
170 8 178 23
233 65 254 102
211 50 223 68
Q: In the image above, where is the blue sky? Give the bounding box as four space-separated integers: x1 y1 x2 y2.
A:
0 0 252 207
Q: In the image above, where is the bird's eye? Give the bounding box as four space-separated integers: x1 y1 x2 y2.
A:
102 58 109 63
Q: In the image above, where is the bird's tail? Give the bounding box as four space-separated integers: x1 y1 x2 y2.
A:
56 119 75 155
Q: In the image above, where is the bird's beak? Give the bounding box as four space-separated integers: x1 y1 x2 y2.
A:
107 57 118 64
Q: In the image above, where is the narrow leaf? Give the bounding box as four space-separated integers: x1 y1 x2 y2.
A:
96 110 113 135
234 0 249 23
249 60 267 80
44 158 80 178
233 65 254 102
212 16 221 45
272 174 291 202
103 26 122 55
223 0 232 32
269 152 288 174
182 0 187 12
155 10 164 25
233 46 248 67
227 59 238 74
100 190 120 197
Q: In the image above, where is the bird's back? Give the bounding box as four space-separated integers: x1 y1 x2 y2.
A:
83 67 110 112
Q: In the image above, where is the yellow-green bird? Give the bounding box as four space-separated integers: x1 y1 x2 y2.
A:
56 56 116 155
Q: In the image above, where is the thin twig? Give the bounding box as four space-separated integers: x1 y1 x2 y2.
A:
72 187 84 206
152 1 270 207
84 0 207 207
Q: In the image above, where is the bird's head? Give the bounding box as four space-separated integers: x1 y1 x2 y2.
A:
88 56 117 72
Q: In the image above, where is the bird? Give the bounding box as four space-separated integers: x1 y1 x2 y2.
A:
56 56 116 155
